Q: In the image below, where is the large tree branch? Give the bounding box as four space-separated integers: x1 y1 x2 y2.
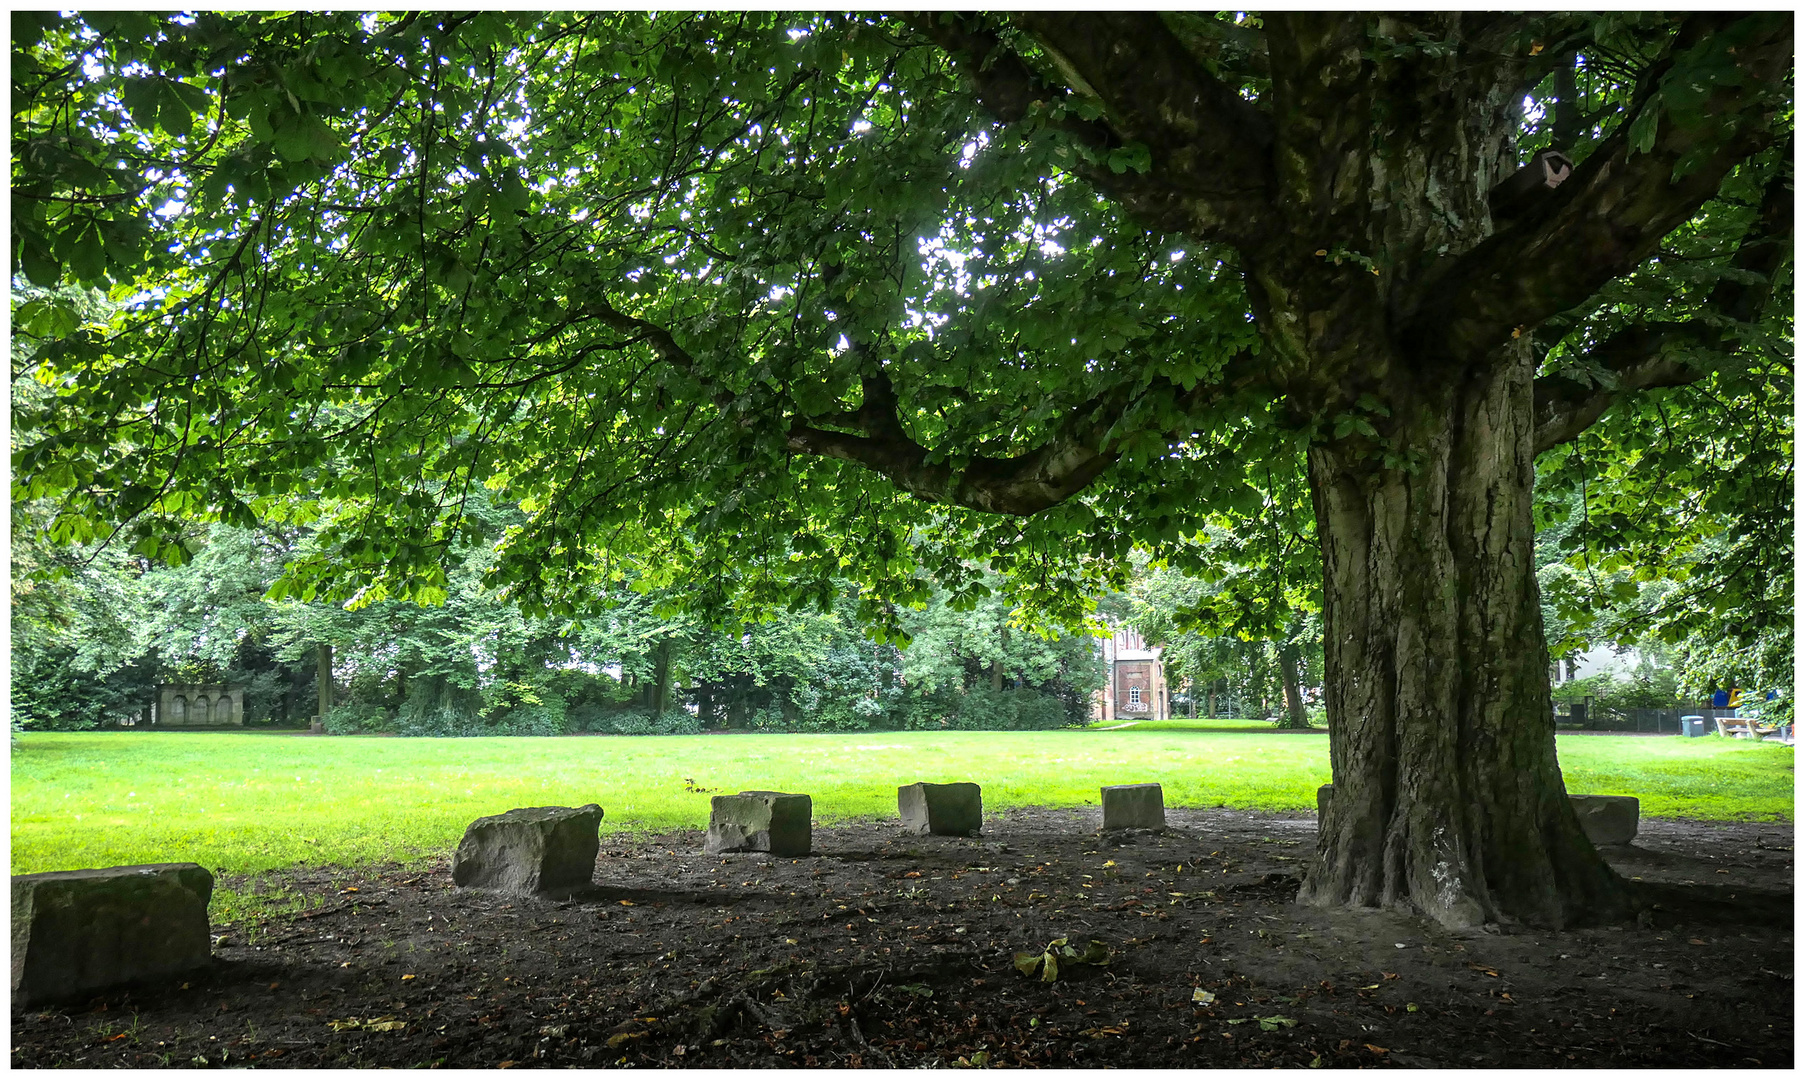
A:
1530 329 1708 454
1532 146 1793 454
1012 13 1274 200
1420 12 1792 363
907 12 1276 246
787 356 1266 516
582 291 1265 516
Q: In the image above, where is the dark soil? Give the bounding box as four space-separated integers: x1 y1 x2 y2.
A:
11 808 1792 1069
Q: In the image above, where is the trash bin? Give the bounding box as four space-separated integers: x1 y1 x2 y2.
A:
1680 715 1707 738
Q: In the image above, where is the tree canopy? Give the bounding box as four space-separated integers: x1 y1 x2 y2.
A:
14 12 1789 621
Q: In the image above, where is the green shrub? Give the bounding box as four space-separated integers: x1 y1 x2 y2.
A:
321 701 393 734
904 688 1073 731
600 708 700 736
394 676 487 737
491 696 568 737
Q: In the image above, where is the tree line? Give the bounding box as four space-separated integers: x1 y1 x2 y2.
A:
12 498 1113 735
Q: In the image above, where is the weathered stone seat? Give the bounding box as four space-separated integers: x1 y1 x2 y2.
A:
1568 794 1639 846
898 782 982 836
706 791 811 856
1101 783 1165 830
452 804 603 895
12 863 214 1007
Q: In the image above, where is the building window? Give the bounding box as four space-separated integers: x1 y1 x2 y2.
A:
1129 688 1142 705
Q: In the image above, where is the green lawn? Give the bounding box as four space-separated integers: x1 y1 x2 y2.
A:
12 729 1790 921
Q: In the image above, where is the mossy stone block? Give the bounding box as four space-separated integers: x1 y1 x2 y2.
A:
898 782 983 836
1101 783 1165 830
1569 794 1639 846
452 804 603 895
12 863 214 1007
706 791 812 856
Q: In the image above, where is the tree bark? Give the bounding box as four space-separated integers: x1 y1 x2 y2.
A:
1277 641 1309 729
650 639 674 718
316 643 334 721
1298 342 1630 928
696 681 713 728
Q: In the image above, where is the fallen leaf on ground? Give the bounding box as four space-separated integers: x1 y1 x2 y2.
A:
328 1016 405 1033
1192 989 1216 1004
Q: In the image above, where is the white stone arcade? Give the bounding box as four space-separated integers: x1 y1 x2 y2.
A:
156 684 245 727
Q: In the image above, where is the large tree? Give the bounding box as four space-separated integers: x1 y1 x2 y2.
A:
12 12 1792 927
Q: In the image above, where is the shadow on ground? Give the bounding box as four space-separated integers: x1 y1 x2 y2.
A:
10 809 1792 1068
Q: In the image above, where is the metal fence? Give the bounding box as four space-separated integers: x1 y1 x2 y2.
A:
1554 706 1750 733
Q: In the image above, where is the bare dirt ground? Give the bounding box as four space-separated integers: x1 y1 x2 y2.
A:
11 808 1792 1069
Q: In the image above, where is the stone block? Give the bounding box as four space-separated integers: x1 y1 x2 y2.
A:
706 791 812 856
898 782 982 836
452 804 603 894
1317 783 1334 820
12 863 214 1007
1101 783 1165 830
1569 794 1639 846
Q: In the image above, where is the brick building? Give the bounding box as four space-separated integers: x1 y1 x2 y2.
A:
1093 626 1169 722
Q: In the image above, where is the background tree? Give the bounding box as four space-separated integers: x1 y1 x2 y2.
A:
1117 561 1324 726
10 504 156 730
12 13 1791 927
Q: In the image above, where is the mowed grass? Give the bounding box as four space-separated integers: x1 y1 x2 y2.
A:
12 729 1790 920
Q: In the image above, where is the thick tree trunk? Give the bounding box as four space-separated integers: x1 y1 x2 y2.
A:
1298 345 1630 928
650 639 674 718
316 643 334 720
1278 637 1309 729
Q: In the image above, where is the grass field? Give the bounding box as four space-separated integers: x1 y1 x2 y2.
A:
14 726 1790 873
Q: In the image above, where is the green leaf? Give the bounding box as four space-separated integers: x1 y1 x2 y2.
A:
61 220 107 282
1626 99 1660 155
121 78 162 129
